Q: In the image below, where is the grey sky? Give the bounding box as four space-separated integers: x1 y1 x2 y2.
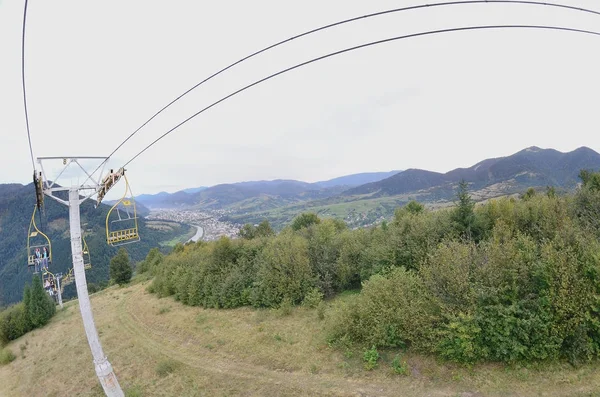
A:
1 0 599 196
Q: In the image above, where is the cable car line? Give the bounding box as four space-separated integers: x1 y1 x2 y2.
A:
86 0 600 180
121 24 600 168
21 0 35 171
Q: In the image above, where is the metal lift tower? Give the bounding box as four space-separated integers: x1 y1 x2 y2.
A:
37 157 124 397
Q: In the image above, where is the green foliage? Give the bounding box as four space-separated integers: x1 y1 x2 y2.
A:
256 219 275 238
136 247 163 275
327 268 439 351
316 301 326 320
291 212 321 231
302 288 324 309
278 297 293 317
252 231 314 307
237 220 274 240
0 348 16 365
579 169 600 191
391 355 409 375
522 187 537 200
27 276 55 329
0 277 56 345
451 180 478 240
404 200 425 215
363 346 379 370
145 178 600 366
110 248 132 286
437 313 485 364
0 304 29 346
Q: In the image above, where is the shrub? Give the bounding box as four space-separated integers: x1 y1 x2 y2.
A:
252 231 314 307
0 304 29 345
391 355 409 375
363 346 379 370
0 348 16 365
316 302 326 320
278 297 293 316
327 268 440 351
437 312 485 364
302 288 324 309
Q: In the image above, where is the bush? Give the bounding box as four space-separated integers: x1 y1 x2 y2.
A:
278 297 293 316
252 231 314 307
391 355 409 375
363 346 379 370
302 288 324 309
437 313 485 364
0 304 29 345
327 268 440 351
0 348 16 365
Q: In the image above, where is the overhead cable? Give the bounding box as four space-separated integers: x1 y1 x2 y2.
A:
22 0 35 170
121 24 600 167
90 0 600 176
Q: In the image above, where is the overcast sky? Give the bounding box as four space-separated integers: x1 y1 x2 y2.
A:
1 0 599 196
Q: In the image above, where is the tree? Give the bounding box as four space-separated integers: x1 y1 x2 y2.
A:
522 187 536 201
25 276 55 328
110 248 132 285
405 200 425 215
579 169 600 191
291 213 321 231
452 180 476 239
255 219 275 238
238 224 256 239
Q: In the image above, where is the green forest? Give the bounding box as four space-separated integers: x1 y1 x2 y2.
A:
140 171 600 365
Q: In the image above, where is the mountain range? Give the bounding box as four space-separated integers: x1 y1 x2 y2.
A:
136 171 402 210
137 146 600 228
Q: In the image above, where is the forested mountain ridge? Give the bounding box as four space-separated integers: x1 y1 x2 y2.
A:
0 183 191 306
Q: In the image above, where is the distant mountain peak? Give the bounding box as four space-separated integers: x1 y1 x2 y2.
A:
523 146 543 152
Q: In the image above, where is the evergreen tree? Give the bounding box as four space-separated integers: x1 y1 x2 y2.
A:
452 180 476 239
110 248 132 285
25 276 55 328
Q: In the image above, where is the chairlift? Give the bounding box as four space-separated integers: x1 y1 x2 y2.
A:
106 174 140 246
62 268 74 287
82 234 92 269
27 205 52 274
41 270 58 301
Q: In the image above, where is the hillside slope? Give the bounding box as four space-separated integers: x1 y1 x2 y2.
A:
1 281 598 396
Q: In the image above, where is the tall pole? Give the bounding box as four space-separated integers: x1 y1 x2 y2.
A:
55 273 63 309
69 187 124 397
